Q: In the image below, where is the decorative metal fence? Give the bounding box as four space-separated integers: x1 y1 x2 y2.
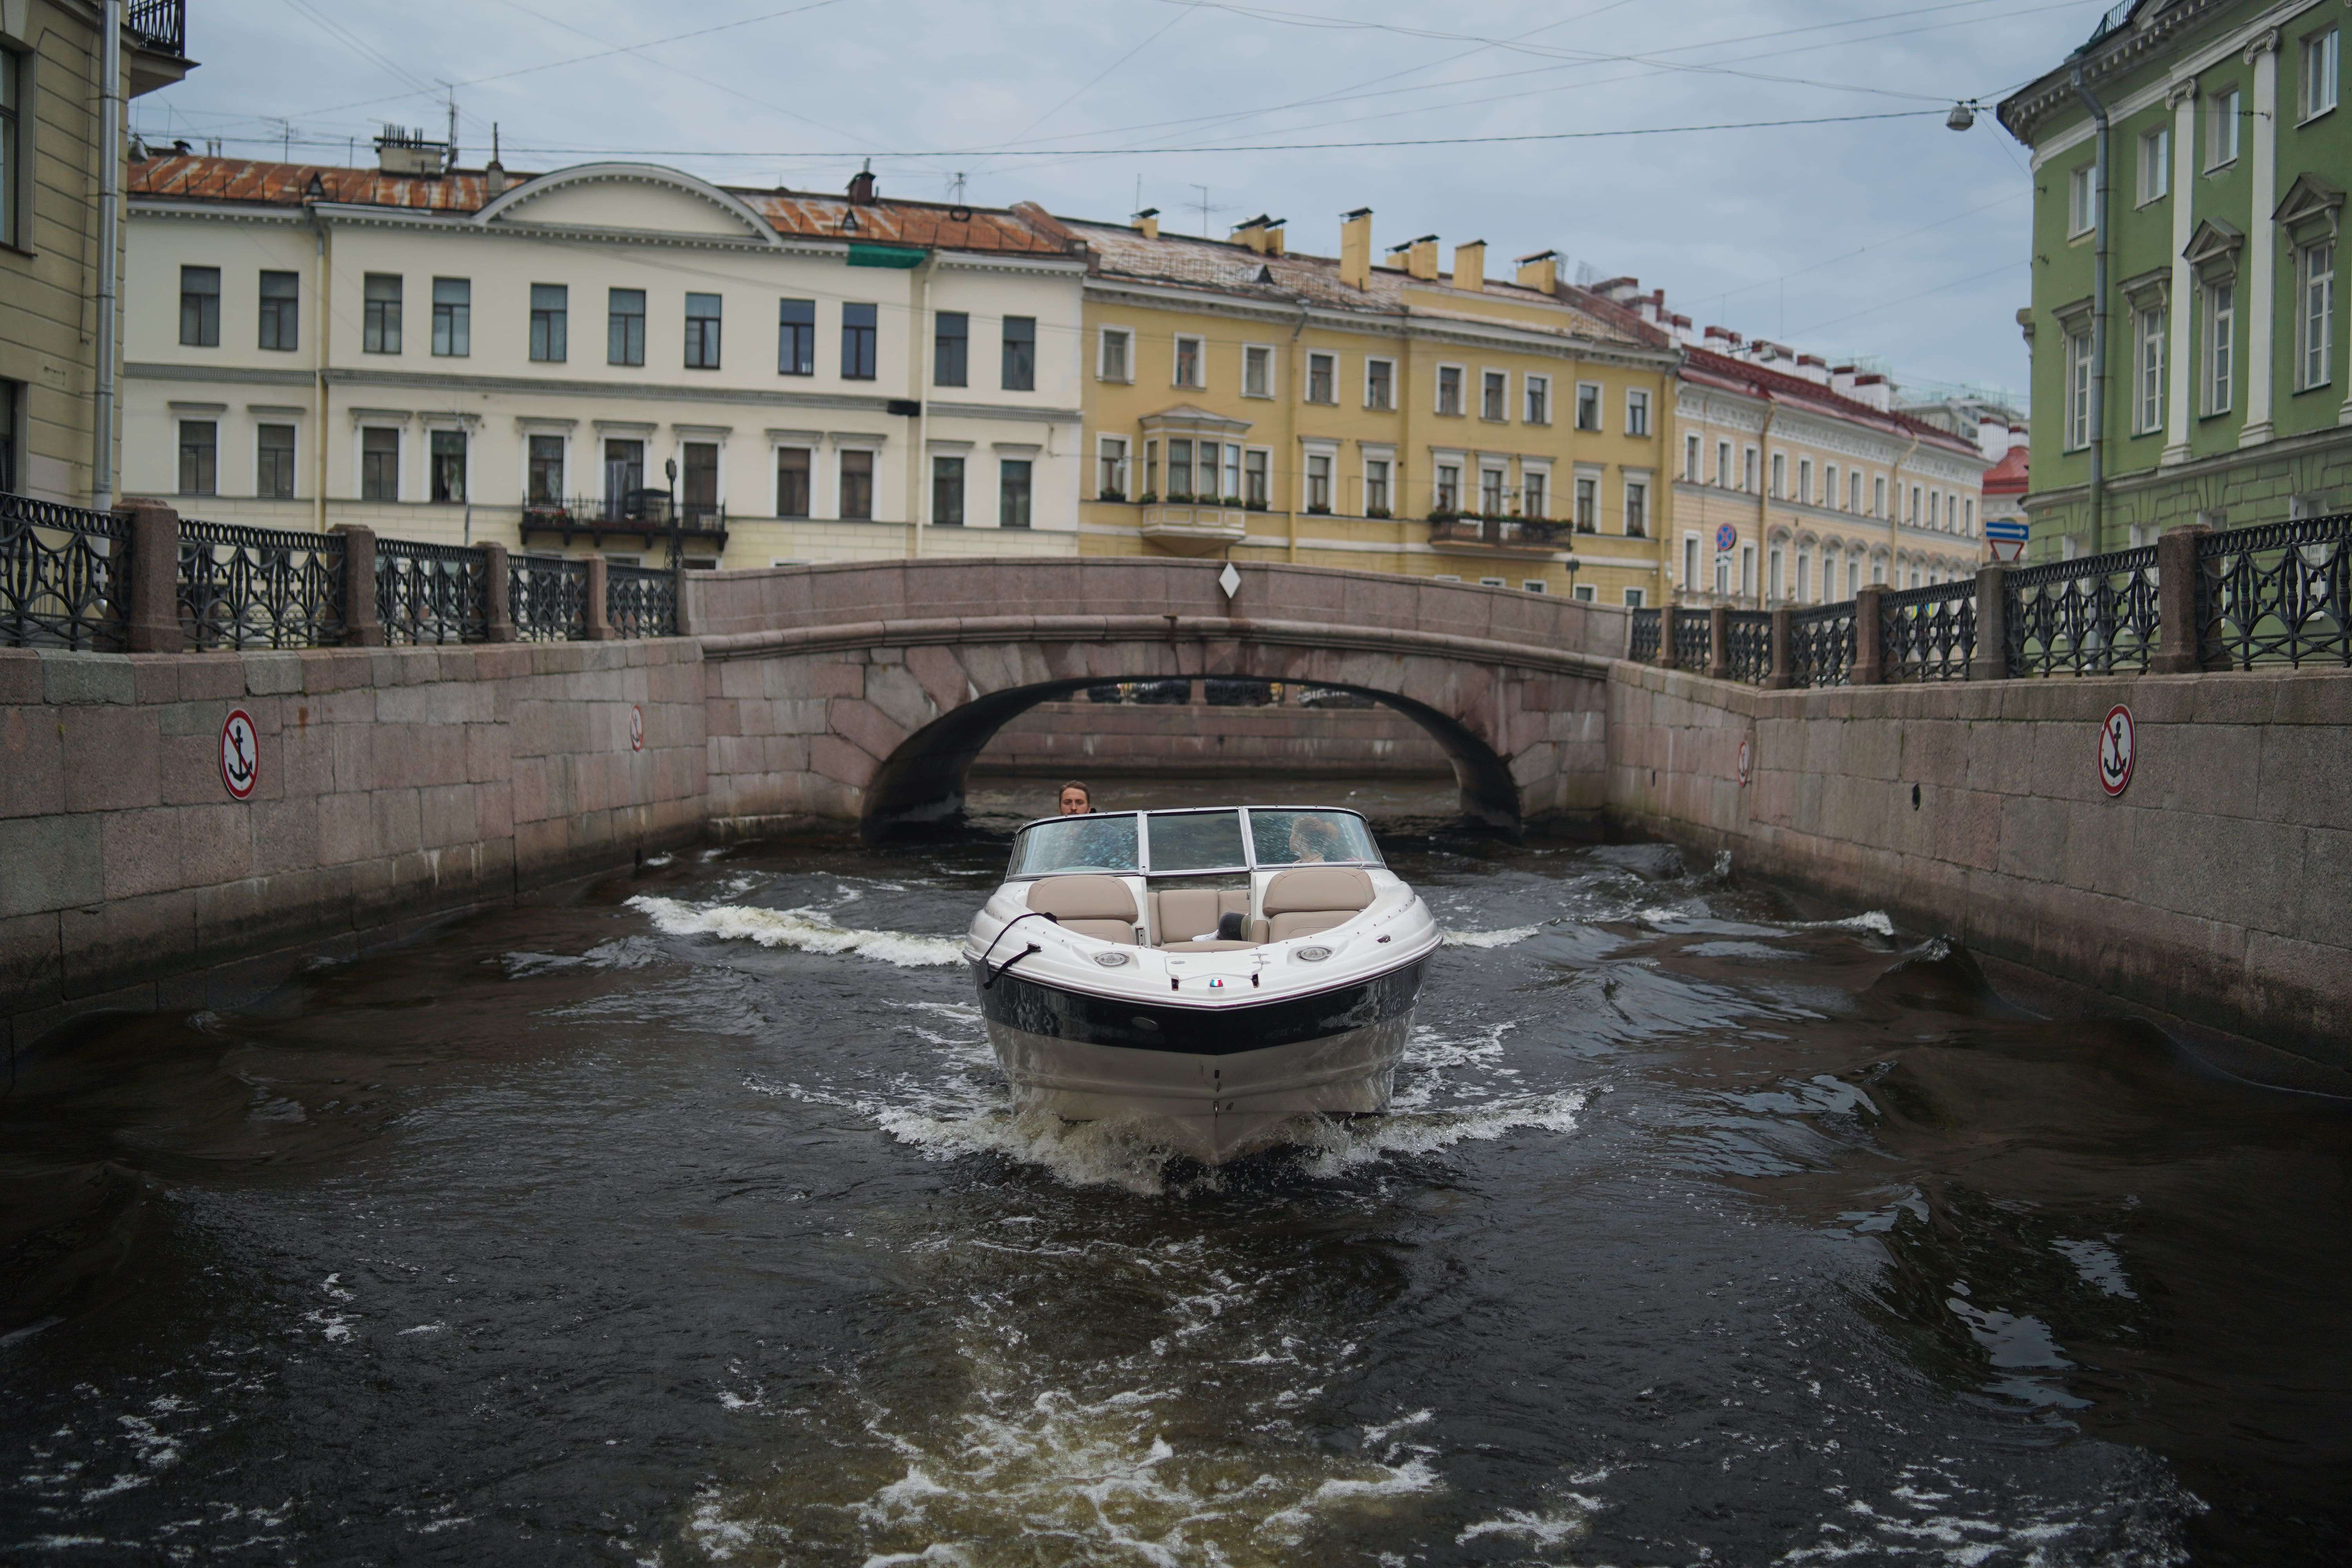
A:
510 554 590 642
1670 610 1711 671
1880 579 1977 683
1790 602 1856 688
2005 545 2159 677
607 563 679 639
0 494 129 651
1722 610 1773 684
377 539 489 646
1629 606 1661 663
178 519 345 650
2196 515 2351 668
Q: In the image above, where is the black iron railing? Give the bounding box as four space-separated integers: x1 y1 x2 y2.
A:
2196 515 2351 669
1723 610 1773 684
606 563 678 638
1671 608 1711 670
1791 602 1856 688
178 518 345 650
125 0 185 54
0 493 129 651
510 554 590 642
2005 545 2159 677
1629 606 1661 662
1428 516 1566 548
1881 579 1977 683
377 539 488 646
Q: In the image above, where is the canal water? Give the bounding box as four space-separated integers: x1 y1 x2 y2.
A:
4 775 2347 1566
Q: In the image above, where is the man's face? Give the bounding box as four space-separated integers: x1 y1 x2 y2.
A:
1058 788 1089 815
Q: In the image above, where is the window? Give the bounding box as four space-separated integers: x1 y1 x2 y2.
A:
429 428 466 504
929 310 967 387
1683 535 1699 591
840 449 874 518
1929 491 1940 529
1366 457 1391 515
1769 546 1784 601
1437 365 1463 416
256 423 296 499
1525 375 1550 425
597 287 641 366
1771 452 1786 499
1480 467 1505 514
360 427 399 501
1307 352 1335 404
1873 474 1887 517
427 277 470 358
1000 459 1032 528
1243 345 1272 398
1716 439 1731 487
363 273 402 354
1825 464 1839 508
1482 370 1506 421
2303 26 2340 120
1175 334 1205 389
1626 389 1650 437
180 266 220 347
2138 125 2171 203
259 270 300 351
1623 587 1646 609
1849 559 1862 597
1964 498 1976 535
1167 438 1195 501
1142 439 1158 497
528 434 564 505
1625 477 1648 537
530 283 566 362
1798 457 1813 505
2204 280 2234 414
177 419 216 495
2068 163 2094 236
602 438 645 508
1574 475 1597 530
842 302 877 380
1909 485 1922 524
1523 580 1546 593
1002 316 1036 391
1244 450 1268 507
1683 434 1699 482
776 446 811 517
1575 382 1601 430
2208 86 2241 166
1573 583 1596 602
2066 329 2093 448
1099 328 1131 381
1744 447 1759 493
1522 469 1546 519
684 293 722 369
0 51 17 249
1436 464 1460 512
1098 437 1127 499
1849 471 1863 512
2301 241 2336 388
1477 577 1507 588
933 456 965 524
775 298 815 376
1366 357 1394 410
1306 452 1332 511
681 442 717 517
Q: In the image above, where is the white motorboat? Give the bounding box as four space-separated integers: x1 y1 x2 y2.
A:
964 806 1439 1163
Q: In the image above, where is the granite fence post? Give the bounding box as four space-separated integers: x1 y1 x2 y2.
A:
1969 563 2009 682
1850 586 1886 686
119 497 183 653
1656 604 1679 670
2152 524 2210 674
1707 604 1730 681
584 556 616 640
482 543 516 642
1766 608 1795 689
334 525 383 646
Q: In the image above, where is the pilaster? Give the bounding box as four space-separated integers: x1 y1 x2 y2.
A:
2238 29 2281 448
2160 77 2198 467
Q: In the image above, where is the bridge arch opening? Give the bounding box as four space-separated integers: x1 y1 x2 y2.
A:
859 676 1521 840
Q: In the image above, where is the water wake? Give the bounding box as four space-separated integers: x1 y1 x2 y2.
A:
628 895 963 967
1441 924 1541 948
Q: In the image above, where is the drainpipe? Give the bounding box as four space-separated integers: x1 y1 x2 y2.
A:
1888 430 1919 585
310 206 331 533
911 261 931 558
1284 299 1308 562
2070 57 2111 552
91 0 123 508
1753 406 1776 608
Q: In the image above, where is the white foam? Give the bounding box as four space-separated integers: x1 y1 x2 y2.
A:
628 895 962 968
1441 924 1541 948
1792 910 1897 937
1456 1503 1597 1546
1296 1089 1586 1176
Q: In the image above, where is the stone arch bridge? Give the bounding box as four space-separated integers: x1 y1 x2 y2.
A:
690 559 1628 837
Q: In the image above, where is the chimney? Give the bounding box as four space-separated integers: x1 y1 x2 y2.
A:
1830 363 1859 397
1592 276 1641 304
1133 206 1160 240
1850 373 1892 412
1232 214 1271 253
847 159 877 204
1704 325 1743 350
1452 239 1485 292
1339 207 1372 290
374 124 447 177
1977 414 2008 459
1406 234 1439 282
1794 354 1829 385
1263 218 1285 256
1382 240 1412 270
1514 249 1559 295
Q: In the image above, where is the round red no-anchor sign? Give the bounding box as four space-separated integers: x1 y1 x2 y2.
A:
1736 735 1753 786
220 708 259 800
2097 704 2135 797
629 704 645 753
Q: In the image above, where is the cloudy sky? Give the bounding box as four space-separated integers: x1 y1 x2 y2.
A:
134 0 2111 407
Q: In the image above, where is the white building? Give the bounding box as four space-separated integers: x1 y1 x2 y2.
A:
120 146 1087 564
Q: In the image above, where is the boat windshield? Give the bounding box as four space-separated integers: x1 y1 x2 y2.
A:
1145 809 1248 872
1007 814 1142 877
1249 809 1382 866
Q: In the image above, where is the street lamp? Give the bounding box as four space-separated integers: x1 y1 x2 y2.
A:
1564 555 1581 599
664 456 681 570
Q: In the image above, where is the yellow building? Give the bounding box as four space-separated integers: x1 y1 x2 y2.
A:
1049 208 1679 604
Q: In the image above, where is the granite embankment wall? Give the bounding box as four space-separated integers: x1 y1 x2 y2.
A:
975 697 1452 778
0 641 705 1047
1606 662 2352 1061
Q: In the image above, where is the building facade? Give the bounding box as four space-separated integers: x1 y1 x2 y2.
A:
1 0 191 501
121 151 1087 564
1060 211 1679 603
2000 0 2351 559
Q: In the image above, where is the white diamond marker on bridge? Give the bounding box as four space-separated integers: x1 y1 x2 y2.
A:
1218 562 1241 600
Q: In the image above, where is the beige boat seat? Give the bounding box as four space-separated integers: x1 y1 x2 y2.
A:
1025 875 1140 944
1262 867 1376 941
1155 887 1258 949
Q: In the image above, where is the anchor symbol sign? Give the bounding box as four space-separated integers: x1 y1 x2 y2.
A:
219 708 259 800
2097 704 2135 797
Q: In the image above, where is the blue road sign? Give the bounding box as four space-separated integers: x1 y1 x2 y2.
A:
1714 524 1738 553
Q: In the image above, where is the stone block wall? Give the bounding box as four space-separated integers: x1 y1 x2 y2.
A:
1606 662 2352 1060
0 640 706 1048
975 696 1453 778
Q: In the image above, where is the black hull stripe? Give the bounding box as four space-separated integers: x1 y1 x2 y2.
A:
972 955 1429 1057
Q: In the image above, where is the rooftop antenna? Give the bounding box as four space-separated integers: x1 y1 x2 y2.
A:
441 82 458 172
1192 183 1211 237
950 170 966 203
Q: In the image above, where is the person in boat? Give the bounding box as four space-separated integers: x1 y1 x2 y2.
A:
1058 780 1093 815
1285 811 1351 863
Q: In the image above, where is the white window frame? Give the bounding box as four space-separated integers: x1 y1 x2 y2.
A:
1625 387 1651 437
2137 124 2171 205
1573 583 1597 603
1172 333 1206 390
1770 451 1786 499
1622 472 1650 538
2204 279 2234 415
2069 163 2095 237
1872 474 1886 517
1480 367 1508 422
1743 446 1759 494
1096 327 1132 383
1682 533 1700 592
1361 445 1396 515
1522 579 1546 594
1682 433 1700 482
1797 457 1813 506
1436 363 1467 417
1242 445 1272 508
1574 381 1603 432
2136 302 2167 433
1242 343 1274 399
1095 434 1129 499
1523 373 1550 425
1363 356 1395 411
1305 350 1338 405
1715 439 1731 488
1519 460 1551 521
1300 439 1339 512
2207 85 2241 168
2301 25 2339 122
1622 587 1646 609
2299 240 2336 390
2066 330 2093 450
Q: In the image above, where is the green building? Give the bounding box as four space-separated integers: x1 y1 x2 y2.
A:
2000 0 2349 559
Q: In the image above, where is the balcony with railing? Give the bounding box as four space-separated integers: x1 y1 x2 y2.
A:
519 492 730 552
1427 515 1569 555
126 1 187 56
